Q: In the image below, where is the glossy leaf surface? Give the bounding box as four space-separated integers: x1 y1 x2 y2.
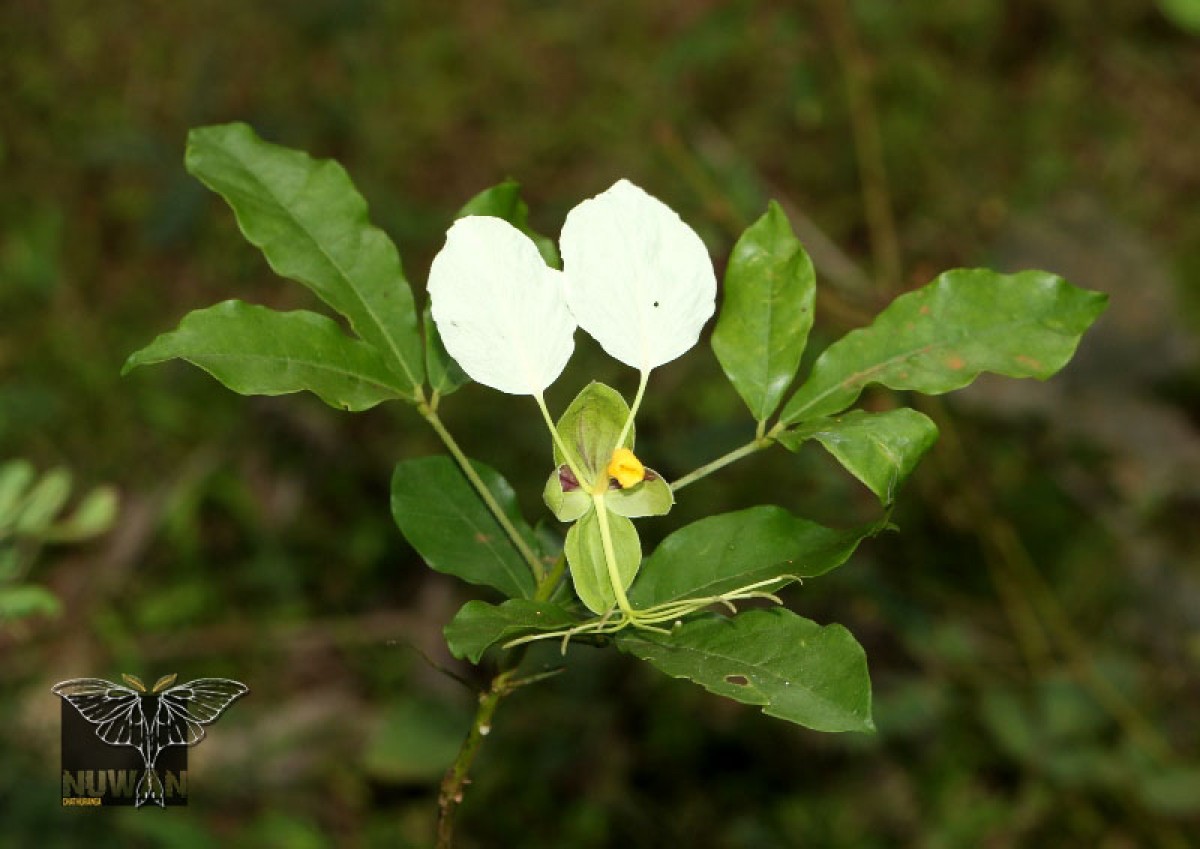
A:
443 599 580 662
779 269 1108 424
712 202 815 422
778 408 939 504
391 456 538 599
617 608 874 732
125 301 408 411
186 122 424 395
628 506 878 608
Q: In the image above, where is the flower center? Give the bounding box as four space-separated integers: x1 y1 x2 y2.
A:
607 447 645 489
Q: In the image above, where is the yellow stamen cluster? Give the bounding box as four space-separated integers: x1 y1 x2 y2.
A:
607 448 645 489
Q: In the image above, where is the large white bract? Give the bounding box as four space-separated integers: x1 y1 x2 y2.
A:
428 216 576 395
427 180 716 394
561 179 716 373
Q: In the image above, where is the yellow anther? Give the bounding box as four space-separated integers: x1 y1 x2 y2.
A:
607 447 645 489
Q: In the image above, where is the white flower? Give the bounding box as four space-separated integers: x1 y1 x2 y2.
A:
560 179 716 373
428 216 576 395
427 180 716 394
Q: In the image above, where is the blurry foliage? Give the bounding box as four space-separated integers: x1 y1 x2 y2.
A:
2 0 1199 846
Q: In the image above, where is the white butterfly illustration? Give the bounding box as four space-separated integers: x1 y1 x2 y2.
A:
52 674 248 807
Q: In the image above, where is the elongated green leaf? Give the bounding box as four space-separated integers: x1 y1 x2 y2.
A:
422 306 469 397
43 485 118 543
0 584 62 621
124 301 408 411
0 461 35 526
712 202 815 422
455 179 560 268
444 599 581 662
779 269 1108 424
186 123 424 395
628 506 879 608
616 608 874 732
13 468 70 534
390 456 538 599
778 408 939 504
565 507 641 614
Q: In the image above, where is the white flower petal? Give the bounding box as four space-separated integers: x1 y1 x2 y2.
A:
560 179 717 371
428 216 575 395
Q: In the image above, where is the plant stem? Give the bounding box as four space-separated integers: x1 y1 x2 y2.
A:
534 392 589 488
669 436 773 492
420 403 545 583
593 494 635 615
615 369 650 449
436 659 522 848
533 553 567 602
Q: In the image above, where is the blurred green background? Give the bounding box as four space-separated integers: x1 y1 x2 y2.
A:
4 1 1199 846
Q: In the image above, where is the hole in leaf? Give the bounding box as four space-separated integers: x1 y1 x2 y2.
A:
725 674 750 687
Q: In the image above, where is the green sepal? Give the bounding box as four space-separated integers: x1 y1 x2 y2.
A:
543 466 592 523
564 507 641 615
604 470 674 518
553 382 633 489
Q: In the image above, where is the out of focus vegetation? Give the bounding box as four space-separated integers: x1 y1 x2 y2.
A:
4 1 1199 846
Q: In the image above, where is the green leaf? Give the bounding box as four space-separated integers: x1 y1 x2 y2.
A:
185 123 424 396
422 306 469 397
390 456 538 599
777 408 939 504
455 179 560 268
43 485 119 543
712 202 816 422
779 269 1108 424
565 507 641 615
552 381 633 488
1158 0 1200 33
444 599 581 662
0 460 35 529
0 584 62 621
616 608 874 732
124 301 409 411
628 506 879 608
13 467 71 535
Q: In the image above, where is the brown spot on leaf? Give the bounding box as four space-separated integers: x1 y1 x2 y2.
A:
1016 354 1043 371
945 354 966 370
474 532 492 544
919 305 931 316
725 674 750 686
